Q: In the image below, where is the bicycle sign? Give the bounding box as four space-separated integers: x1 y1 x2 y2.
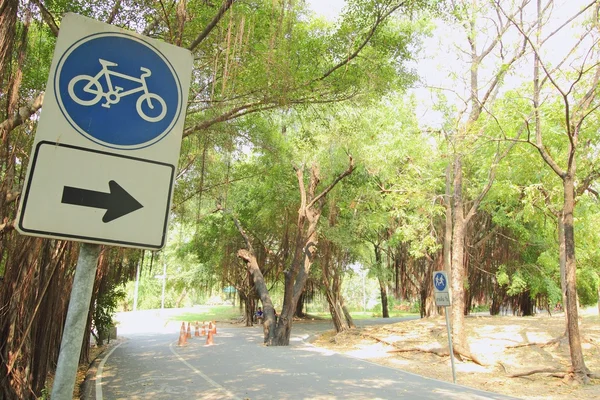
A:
55 32 182 149
68 59 167 123
17 13 192 249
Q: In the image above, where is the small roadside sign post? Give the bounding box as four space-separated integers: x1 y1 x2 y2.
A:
14 13 192 399
433 271 457 384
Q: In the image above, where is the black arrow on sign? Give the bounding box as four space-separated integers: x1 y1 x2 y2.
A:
61 180 143 223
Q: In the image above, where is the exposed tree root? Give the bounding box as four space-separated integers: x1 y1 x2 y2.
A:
361 332 485 363
453 345 486 366
509 368 563 378
508 368 600 384
388 347 449 357
507 333 566 349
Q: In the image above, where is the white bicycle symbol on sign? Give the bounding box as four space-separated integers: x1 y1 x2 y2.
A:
68 59 167 122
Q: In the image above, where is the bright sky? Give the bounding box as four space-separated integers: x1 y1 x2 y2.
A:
306 0 346 20
306 0 595 129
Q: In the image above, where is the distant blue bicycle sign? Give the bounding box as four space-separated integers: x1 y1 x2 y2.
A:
55 33 183 149
434 272 448 292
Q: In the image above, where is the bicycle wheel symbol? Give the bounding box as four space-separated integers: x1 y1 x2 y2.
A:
68 75 103 106
136 93 167 122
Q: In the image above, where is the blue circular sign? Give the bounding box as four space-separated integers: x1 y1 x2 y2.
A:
55 33 182 149
434 272 447 291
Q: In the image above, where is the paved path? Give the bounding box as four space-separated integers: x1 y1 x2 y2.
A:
90 317 519 400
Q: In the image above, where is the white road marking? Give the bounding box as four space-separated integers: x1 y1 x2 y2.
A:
168 341 242 400
95 342 123 400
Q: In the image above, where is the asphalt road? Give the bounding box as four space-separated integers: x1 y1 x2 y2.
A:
87 316 519 400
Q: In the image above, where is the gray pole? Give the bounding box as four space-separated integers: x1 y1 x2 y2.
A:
161 260 167 310
133 259 141 311
362 271 366 312
444 306 457 384
52 242 101 399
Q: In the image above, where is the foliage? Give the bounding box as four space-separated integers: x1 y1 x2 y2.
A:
93 284 126 344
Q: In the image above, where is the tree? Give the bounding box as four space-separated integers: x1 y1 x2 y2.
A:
319 196 357 332
498 0 600 383
235 155 355 344
424 0 529 360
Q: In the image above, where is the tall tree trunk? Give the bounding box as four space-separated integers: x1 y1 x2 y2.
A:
245 295 255 327
394 257 401 298
378 277 389 318
321 239 353 332
238 249 277 343
273 205 320 345
562 175 589 382
450 157 468 353
597 282 600 316
558 214 568 323
326 290 348 332
0 0 17 93
373 244 389 318
175 288 187 308
444 162 453 273
295 292 305 318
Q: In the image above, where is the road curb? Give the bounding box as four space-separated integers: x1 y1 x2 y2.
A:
79 339 123 399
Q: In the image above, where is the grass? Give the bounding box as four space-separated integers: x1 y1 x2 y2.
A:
351 311 418 319
168 305 242 322
299 311 419 320
167 305 418 323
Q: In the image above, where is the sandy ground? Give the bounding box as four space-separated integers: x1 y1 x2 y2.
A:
312 310 600 400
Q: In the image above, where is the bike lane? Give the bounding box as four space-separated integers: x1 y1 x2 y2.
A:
94 323 520 400
96 332 225 399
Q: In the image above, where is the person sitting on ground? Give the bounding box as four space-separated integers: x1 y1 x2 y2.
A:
255 307 264 323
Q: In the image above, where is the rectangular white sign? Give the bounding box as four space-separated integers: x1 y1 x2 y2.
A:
434 292 451 307
18 142 174 249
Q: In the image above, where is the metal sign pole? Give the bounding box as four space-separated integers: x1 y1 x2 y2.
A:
51 242 101 399
161 259 167 311
444 306 457 384
133 259 141 311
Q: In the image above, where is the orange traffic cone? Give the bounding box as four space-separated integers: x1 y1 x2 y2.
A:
187 322 192 339
201 322 207 336
212 320 217 334
205 328 214 345
194 321 200 337
178 322 187 346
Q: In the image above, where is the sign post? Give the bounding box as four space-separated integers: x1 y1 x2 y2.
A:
15 13 192 398
51 243 101 399
433 271 457 384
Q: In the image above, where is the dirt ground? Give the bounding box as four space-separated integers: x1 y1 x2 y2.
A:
312 310 600 400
